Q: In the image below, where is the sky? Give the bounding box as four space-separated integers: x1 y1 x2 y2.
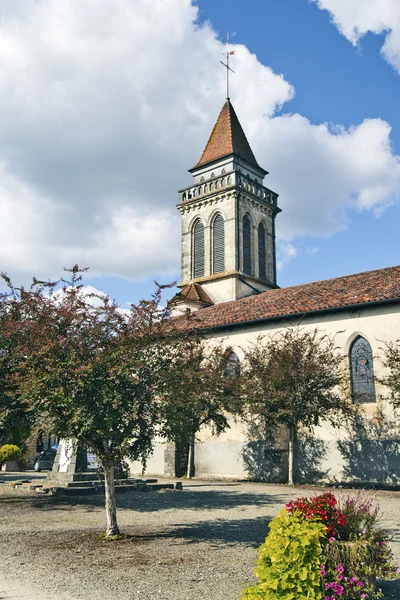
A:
0 0 399 308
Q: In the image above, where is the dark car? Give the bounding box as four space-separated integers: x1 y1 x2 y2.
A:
34 445 58 472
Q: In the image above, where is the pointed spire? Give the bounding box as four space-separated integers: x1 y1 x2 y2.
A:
191 99 263 172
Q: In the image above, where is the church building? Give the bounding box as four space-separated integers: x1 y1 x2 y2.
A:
133 99 400 484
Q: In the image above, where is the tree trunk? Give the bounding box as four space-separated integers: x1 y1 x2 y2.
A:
104 460 120 537
186 436 194 479
288 425 295 486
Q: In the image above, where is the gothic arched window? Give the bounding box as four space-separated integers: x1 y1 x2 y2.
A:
349 336 376 404
224 351 240 378
212 214 225 274
193 220 205 278
243 214 252 275
258 222 267 280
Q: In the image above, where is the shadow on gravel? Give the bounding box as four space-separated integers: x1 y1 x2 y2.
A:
160 516 271 547
378 578 400 599
7 488 289 514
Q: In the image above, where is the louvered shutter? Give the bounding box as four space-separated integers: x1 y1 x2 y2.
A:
258 223 266 280
193 221 205 278
243 215 252 275
213 214 225 274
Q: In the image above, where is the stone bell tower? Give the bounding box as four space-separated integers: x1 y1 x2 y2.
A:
174 99 281 309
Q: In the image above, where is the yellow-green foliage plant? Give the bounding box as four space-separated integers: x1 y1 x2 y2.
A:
241 509 326 600
0 444 22 464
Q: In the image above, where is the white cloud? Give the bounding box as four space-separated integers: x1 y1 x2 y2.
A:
312 0 400 73
0 0 399 284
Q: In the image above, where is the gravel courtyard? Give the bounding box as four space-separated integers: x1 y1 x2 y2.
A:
1 480 399 600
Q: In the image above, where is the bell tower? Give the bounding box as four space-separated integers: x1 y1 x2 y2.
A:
175 99 281 308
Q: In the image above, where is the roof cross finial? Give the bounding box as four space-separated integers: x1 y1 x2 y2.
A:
220 32 236 100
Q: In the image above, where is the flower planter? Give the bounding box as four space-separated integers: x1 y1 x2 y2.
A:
1 460 22 472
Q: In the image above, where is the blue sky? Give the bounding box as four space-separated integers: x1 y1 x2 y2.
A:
0 0 399 307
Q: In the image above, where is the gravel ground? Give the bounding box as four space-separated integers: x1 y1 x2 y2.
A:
0 480 399 600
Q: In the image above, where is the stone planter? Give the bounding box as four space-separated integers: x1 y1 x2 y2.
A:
1 460 22 472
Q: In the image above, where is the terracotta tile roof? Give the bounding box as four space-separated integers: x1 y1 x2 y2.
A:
169 282 214 307
173 265 400 331
192 99 262 171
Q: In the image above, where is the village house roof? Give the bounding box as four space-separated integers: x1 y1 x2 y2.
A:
174 265 400 331
190 99 265 172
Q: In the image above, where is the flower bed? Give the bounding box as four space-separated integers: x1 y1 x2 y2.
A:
242 491 399 600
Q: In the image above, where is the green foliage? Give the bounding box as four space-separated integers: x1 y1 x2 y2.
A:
0 292 33 447
0 444 22 463
241 328 350 483
159 339 237 474
241 509 326 600
382 340 400 409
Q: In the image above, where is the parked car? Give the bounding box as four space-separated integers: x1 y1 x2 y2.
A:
34 445 58 472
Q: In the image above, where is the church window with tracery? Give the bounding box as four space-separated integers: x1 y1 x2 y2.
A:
212 214 225 274
258 222 267 280
193 220 205 278
224 351 240 377
243 214 252 275
349 336 376 404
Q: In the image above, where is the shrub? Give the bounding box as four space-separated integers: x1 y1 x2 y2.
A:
0 444 22 464
243 492 399 600
241 508 326 600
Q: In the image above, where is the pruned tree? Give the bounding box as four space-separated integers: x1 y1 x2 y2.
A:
0 282 33 447
381 340 400 410
160 339 238 479
0 267 195 537
241 328 348 485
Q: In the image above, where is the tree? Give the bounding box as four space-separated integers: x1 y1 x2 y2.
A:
241 328 348 485
160 339 237 478
0 283 33 447
382 340 400 410
1 267 190 537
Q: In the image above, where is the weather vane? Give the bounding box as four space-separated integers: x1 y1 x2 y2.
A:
220 32 236 100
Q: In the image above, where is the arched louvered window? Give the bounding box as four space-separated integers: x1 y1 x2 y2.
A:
243 214 252 275
193 220 205 278
258 222 267 280
350 336 376 404
213 214 225 274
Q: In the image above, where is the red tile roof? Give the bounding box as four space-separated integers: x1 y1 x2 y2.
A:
192 99 262 171
173 265 400 331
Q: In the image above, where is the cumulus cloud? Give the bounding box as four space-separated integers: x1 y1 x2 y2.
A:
312 0 400 73
0 0 399 284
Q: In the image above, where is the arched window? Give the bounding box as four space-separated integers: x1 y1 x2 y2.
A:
258 222 267 280
349 336 376 404
212 214 225 274
243 214 252 275
225 351 240 377
193 220 205 278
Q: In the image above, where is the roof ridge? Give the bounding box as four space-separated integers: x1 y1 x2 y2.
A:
172 264 400 330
